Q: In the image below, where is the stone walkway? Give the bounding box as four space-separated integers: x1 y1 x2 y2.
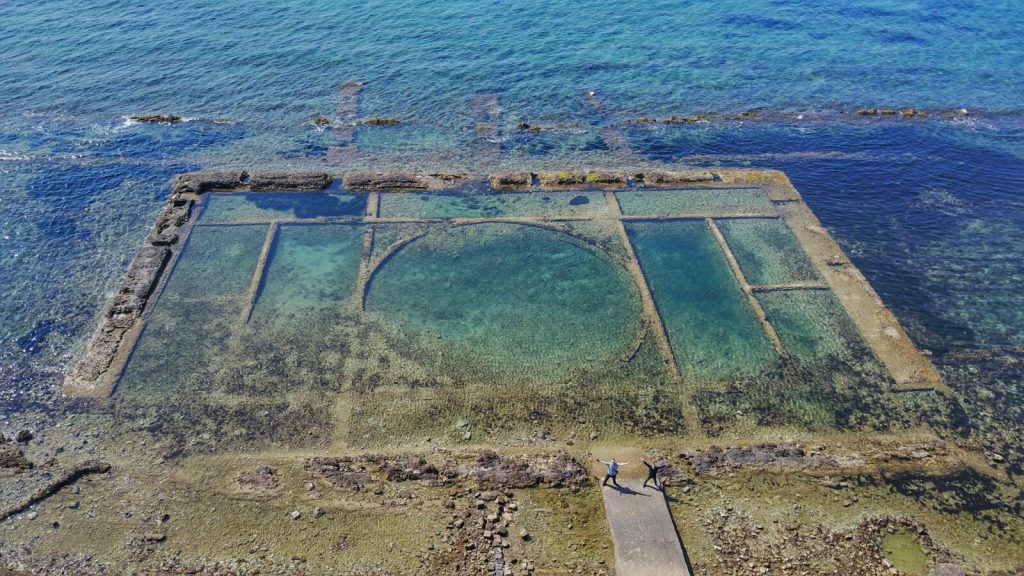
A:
593 448 693 576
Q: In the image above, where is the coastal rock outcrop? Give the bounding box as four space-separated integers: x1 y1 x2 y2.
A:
306 450 588 490
172 171 248 194
537 171 587 187
343 171 428 190
130 114 183 123
248 171 331 191
488 171 533 189
636 169 716 185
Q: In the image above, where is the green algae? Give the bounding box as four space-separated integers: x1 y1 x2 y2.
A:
118 225 266 394
251 224 365 320
625 220 778 380
881 532 930 575
758 289 879 370
201 192 366 222
377 190 608 219
615 188 775 215
718 218 821 285
364 222 642 382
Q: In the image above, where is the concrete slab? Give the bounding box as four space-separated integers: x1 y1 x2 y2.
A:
594 448 693 576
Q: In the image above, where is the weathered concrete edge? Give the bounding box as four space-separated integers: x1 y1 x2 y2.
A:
776 200 946 393
167 167 796 194
61 194 198 398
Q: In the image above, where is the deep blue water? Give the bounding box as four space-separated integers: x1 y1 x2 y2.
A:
1 0 1022 406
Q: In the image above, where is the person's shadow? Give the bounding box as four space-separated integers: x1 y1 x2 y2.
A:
606 485 651 497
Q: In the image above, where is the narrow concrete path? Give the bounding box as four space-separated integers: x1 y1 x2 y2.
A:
593 448 693 576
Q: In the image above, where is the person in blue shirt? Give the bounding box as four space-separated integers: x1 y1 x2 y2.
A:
597 458 628 487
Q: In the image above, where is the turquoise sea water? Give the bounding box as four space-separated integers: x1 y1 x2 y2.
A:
1 0 1024 407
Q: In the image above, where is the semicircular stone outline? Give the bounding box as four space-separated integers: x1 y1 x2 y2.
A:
361 220 647 378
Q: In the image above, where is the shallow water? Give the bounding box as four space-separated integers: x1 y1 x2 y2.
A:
377 190 608 219
625 220 778 379
252 223 365 319
119 224 266 394
365 222 642 381
719 218 821 285
201 192 366 223
615 188 775 216
881 532 930 576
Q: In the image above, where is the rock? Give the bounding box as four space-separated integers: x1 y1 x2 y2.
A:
363 117 400 125
237 465 278 490
992 453 1005 463
659 114 709 123
14 430 33 443
929 563 966 576
147 231 179 246
313 507 325 518
172 171 248 194
142 532 166 542
248 171 331 192
584 171 626 185
489 171 533 189
469 450 587 489
343 171 428 190
638 170 715 185
537 171 587 188
106 246 170 319
130 114 183 123
305 456 374 488
856 108 877 116
26 511 38 520
290 510 302 520
519 529 531 541
310 115 331 126
0 442 32 471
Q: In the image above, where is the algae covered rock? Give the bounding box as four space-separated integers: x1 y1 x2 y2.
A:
130 114 184 123
0 438 32 471
343 171 427 190
248 171 331 191
489 171 533 189
172 171 249 194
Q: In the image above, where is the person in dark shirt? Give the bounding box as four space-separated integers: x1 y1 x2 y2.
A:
642 459 668 489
